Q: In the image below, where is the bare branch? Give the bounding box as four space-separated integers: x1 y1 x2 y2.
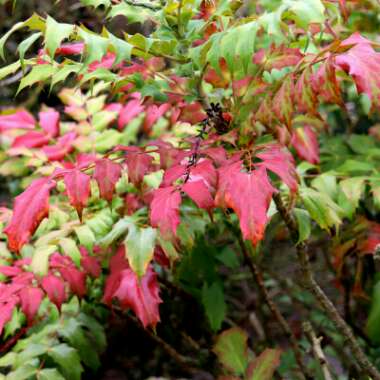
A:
303 322 334 380
273 192 380 380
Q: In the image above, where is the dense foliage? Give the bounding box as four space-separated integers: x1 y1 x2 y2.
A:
0 0 380 378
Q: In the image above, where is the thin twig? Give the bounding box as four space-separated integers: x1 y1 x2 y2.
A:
237 236 311 380
125 313 204 376
273 192 380 380
303 322 334 380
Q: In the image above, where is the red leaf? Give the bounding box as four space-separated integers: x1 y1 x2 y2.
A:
93 159 122 202
123 147 153 185
150 140 186 170
0 300 17 335
143 104 171 133
224 166 276 245
253 46 303 70
273 75 294 127
256 144 298 192
295 68 317 114
19 287 44 322
312 56 342 104
58 267 86 298
89 52 116 72
103 246 129 305
114 266 162 328
118 99 144 130
203 147 228 166
0 110 35 131
182 180 214 210
154 246 170 268
162 164 186 186
0 266 22 277
0 283 24 302
179 102 206 124
80 247 101 278
215 160 243 208
12 131 50 149
39 110 60 137
150 186 181 238
335 34 380 107
204 59 231 89
42 132 76 161
63 169 91 219
41 274 67 310
55 43 84 56
199 0 217 20
103 272 122 306
189 159 217 190
232 76 253 97
255 96 274 126
4 178 56 252
291 126 320 164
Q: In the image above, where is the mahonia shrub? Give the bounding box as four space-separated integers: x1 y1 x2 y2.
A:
0 0 379 378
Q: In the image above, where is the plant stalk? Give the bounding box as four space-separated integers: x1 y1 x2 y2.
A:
273 193 380 380
237 236 311 380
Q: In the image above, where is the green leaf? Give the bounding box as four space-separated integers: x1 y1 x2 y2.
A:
0 14 46 60
338 159 375 174
283 0 325 29
78 313 107 353
23 13 46 32
59 238 81 267
59 318 101 369
300 188 343 231
16 343 48 365
213 327 249 375
347 134 376 155
31 245 57 276
5 363 37 380
74 225 96 251
202 282 226 331
216 247 240 269
125 224 157 277
95 129 122 152
0 352 16 367
0 61 21 81
17 64 57 94
78 28 109 64
80 68 117 85
107 2 154 23
246 349 282 380
17 32 42 69
98 217 131 248
338 177 366 218
86 208 114 239
45 16 75 58
47 344 83 380
156 234 179 263
311 174 338 201
38 369 65 380
108 33 133 65
4 308 25 339
0 21 25 60
50 64 81 89
293 208 311 244
80 0 111 7
260 7 286 42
